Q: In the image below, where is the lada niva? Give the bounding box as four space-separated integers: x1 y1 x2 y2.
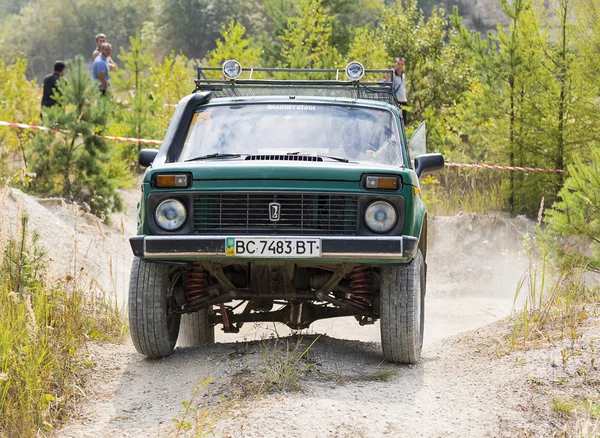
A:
128 61 444 363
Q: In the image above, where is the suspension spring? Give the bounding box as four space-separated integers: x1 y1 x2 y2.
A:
183 264 208 304
348 265 372 307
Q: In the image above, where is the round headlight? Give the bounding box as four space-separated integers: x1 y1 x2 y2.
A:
345 61 365 81
222 60 242 80
365 201 397 233
155 199 187 231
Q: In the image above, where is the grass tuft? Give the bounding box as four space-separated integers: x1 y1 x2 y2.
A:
552 397 577 417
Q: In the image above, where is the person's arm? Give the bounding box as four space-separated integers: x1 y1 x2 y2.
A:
108 56 116 71
93 49 100 60
97 71 108 90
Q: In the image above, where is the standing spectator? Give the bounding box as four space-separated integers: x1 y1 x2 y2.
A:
41 60 66 114
92 43 112 94
92 33 115 70
393 57 408 123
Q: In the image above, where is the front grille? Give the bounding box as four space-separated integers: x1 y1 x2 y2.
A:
193 193 358 235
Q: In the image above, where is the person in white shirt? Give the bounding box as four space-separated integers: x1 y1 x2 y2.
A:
393 57 408 123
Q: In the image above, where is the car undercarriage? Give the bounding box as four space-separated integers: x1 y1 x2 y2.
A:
169 262 381 332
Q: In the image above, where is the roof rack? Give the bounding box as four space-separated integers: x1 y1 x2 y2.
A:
194 62 398 106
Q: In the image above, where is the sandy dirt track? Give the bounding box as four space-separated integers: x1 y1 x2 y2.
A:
4 188 598 437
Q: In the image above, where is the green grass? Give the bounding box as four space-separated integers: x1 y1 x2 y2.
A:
253 335 320 394
552 397 577 417
421 169 506 215
0 215 127 436
508 231 598 350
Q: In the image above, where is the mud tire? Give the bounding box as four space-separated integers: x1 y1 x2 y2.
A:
177 310 215 347
380 250 425 364
129 257 180 358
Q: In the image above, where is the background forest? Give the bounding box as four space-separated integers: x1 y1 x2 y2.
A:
0 0 599 258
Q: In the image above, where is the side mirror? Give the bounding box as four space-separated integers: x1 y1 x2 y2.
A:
415 153 445 178
139 149 159 168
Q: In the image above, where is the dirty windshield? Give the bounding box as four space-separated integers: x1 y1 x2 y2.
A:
179 103 403 166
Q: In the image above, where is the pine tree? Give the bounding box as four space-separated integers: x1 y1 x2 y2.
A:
113 30 162 169
280 0 342 71
205 20 262 75
545 143 600 272
451 0 531 213
27 56 123 216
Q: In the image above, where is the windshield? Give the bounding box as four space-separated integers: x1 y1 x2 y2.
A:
178 103 403 166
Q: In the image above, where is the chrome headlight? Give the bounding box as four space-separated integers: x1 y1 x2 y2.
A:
345 61 365 81
365 201 397 233
155 199 187 231
222 60 242 80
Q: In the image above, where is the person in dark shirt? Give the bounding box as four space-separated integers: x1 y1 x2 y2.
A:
41 61 66 109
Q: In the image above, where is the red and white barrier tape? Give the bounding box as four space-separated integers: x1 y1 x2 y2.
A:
0 120 162 145
445 161 566 173
0 120 568 171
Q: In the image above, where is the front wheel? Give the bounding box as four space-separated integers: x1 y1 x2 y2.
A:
129 257 181 358
379 250 425 364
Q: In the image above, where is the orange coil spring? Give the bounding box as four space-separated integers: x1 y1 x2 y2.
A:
349 266 372 306
184 265 208 303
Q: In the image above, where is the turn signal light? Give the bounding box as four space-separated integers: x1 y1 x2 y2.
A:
155 174 189 188
365 176 399 190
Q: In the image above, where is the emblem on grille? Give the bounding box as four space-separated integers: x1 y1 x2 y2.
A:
269 202 281 221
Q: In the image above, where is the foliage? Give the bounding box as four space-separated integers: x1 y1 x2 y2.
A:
447 0 600 216
0 215 126 436
0 56 40 183
205 20 262 74
347 26 391 80
280 0 342 70
28 56 124 216
545 144 600 272
113 30 162 169
149 51 196 133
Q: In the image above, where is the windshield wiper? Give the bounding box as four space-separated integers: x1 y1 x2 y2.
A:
185 153 242 162
319 155 349 163
286 152 349 163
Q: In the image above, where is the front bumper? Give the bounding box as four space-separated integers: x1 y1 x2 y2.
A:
129 235 418 262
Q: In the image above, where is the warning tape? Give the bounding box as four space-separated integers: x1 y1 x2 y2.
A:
0 120 162 145
0 120 568 171
445 161 566 173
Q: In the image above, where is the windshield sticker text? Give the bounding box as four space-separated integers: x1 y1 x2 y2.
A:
267 105 316 111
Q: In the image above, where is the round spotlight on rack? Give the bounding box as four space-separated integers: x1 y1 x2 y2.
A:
345 61 365 81
222 60 242 80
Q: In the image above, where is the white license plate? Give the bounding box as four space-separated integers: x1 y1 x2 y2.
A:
225 238 321 258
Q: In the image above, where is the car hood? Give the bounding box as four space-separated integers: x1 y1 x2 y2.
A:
145 161 420 187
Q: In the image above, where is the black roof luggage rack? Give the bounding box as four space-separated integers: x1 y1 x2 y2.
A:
194 62 399 106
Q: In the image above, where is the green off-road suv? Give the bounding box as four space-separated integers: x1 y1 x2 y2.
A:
128 61 444 364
